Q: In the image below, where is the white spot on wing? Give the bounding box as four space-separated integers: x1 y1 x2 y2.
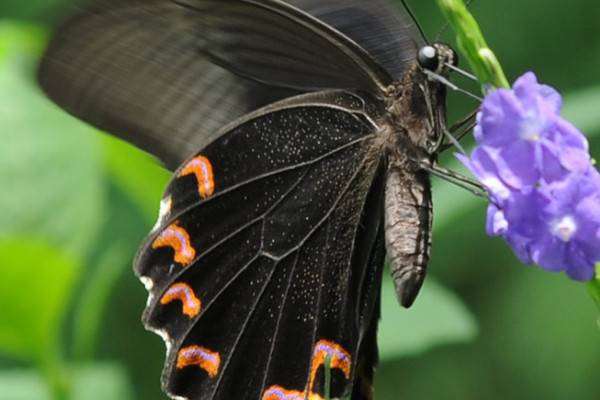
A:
146 292 155 308
140 276 154 291
168 395 189 400
152 195 173 232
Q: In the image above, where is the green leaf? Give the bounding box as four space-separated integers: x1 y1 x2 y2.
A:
0 22 104 258
72 244 132 360
0 364 134 400
587 265 600 323
379 277 478 360
0 238 79 362
0 23 45 62
485 270 600 399
0 1 71 22
102 135 170 222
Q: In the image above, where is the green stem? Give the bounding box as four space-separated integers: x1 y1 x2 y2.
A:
436 0 509 89
587 265 600 329
324 354 332 400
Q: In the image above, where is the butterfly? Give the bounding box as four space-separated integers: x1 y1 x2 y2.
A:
38 0 471 399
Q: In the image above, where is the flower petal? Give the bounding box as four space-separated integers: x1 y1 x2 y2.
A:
458 147 512 201
530 235 567 272
497 141 538 188
564 245 596 281
477 89 523 146
486 204 508 236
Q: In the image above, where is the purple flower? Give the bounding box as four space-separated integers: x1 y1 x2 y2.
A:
459 72 600 281
473 72 590 189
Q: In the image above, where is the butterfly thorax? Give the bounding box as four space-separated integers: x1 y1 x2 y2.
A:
383 65 448 171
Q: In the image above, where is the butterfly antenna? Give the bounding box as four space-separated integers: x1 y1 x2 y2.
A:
444 63 478 81
424 70 483 101
400 0 430 44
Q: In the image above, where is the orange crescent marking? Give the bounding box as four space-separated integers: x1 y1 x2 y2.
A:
308 340 351 393
160 283 202 318
152 222 196 266
262 340 351 400
176 345 220 378
262 386 317 400
179 155 215 199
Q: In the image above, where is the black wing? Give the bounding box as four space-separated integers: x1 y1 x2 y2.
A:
287 0 423 79
38 0 419 169
134 91 387 399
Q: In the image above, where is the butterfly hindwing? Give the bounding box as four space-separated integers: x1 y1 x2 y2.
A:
134 91 388 399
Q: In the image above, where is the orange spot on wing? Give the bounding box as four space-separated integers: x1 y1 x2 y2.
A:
262 386 317 400
152 222 196 266
179 155 215 199
176 345 220 378
262 340 351 400
160 283 202 318
308 340 351 393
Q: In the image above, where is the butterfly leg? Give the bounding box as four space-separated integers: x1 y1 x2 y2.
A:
420 162 487 198
440 108 478 152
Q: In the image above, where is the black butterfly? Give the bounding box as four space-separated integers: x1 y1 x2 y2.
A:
38 1 471 399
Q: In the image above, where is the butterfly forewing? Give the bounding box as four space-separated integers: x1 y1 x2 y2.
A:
38 0 418 169
286 0 423 79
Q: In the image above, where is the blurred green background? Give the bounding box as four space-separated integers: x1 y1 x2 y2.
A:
1 0 599 399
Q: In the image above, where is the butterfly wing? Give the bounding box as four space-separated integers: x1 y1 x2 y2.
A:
177 0 392 93
134 91 387 399
38 0 419 169
287 0 423 79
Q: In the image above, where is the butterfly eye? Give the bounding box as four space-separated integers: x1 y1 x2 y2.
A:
449 48 460 67
417 45 439 71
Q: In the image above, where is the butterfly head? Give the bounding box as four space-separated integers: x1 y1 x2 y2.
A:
417 43 458 75
385 43 459 160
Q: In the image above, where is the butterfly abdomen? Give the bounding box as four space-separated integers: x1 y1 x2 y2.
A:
384 167 432 308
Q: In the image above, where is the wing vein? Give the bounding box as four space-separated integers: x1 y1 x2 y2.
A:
274 147 373 259
208 256 282 398
142 166 310 324
139 134 374 255
257 251 303 396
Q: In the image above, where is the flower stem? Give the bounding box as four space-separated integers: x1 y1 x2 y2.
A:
587 265 600 329
436 0 510 89
324 354 332 400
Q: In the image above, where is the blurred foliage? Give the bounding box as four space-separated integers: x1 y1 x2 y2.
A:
0 364 133 400
1 0 599 399
0 239 78 365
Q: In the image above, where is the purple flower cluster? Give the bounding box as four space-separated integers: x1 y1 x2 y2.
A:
458 72 600 281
